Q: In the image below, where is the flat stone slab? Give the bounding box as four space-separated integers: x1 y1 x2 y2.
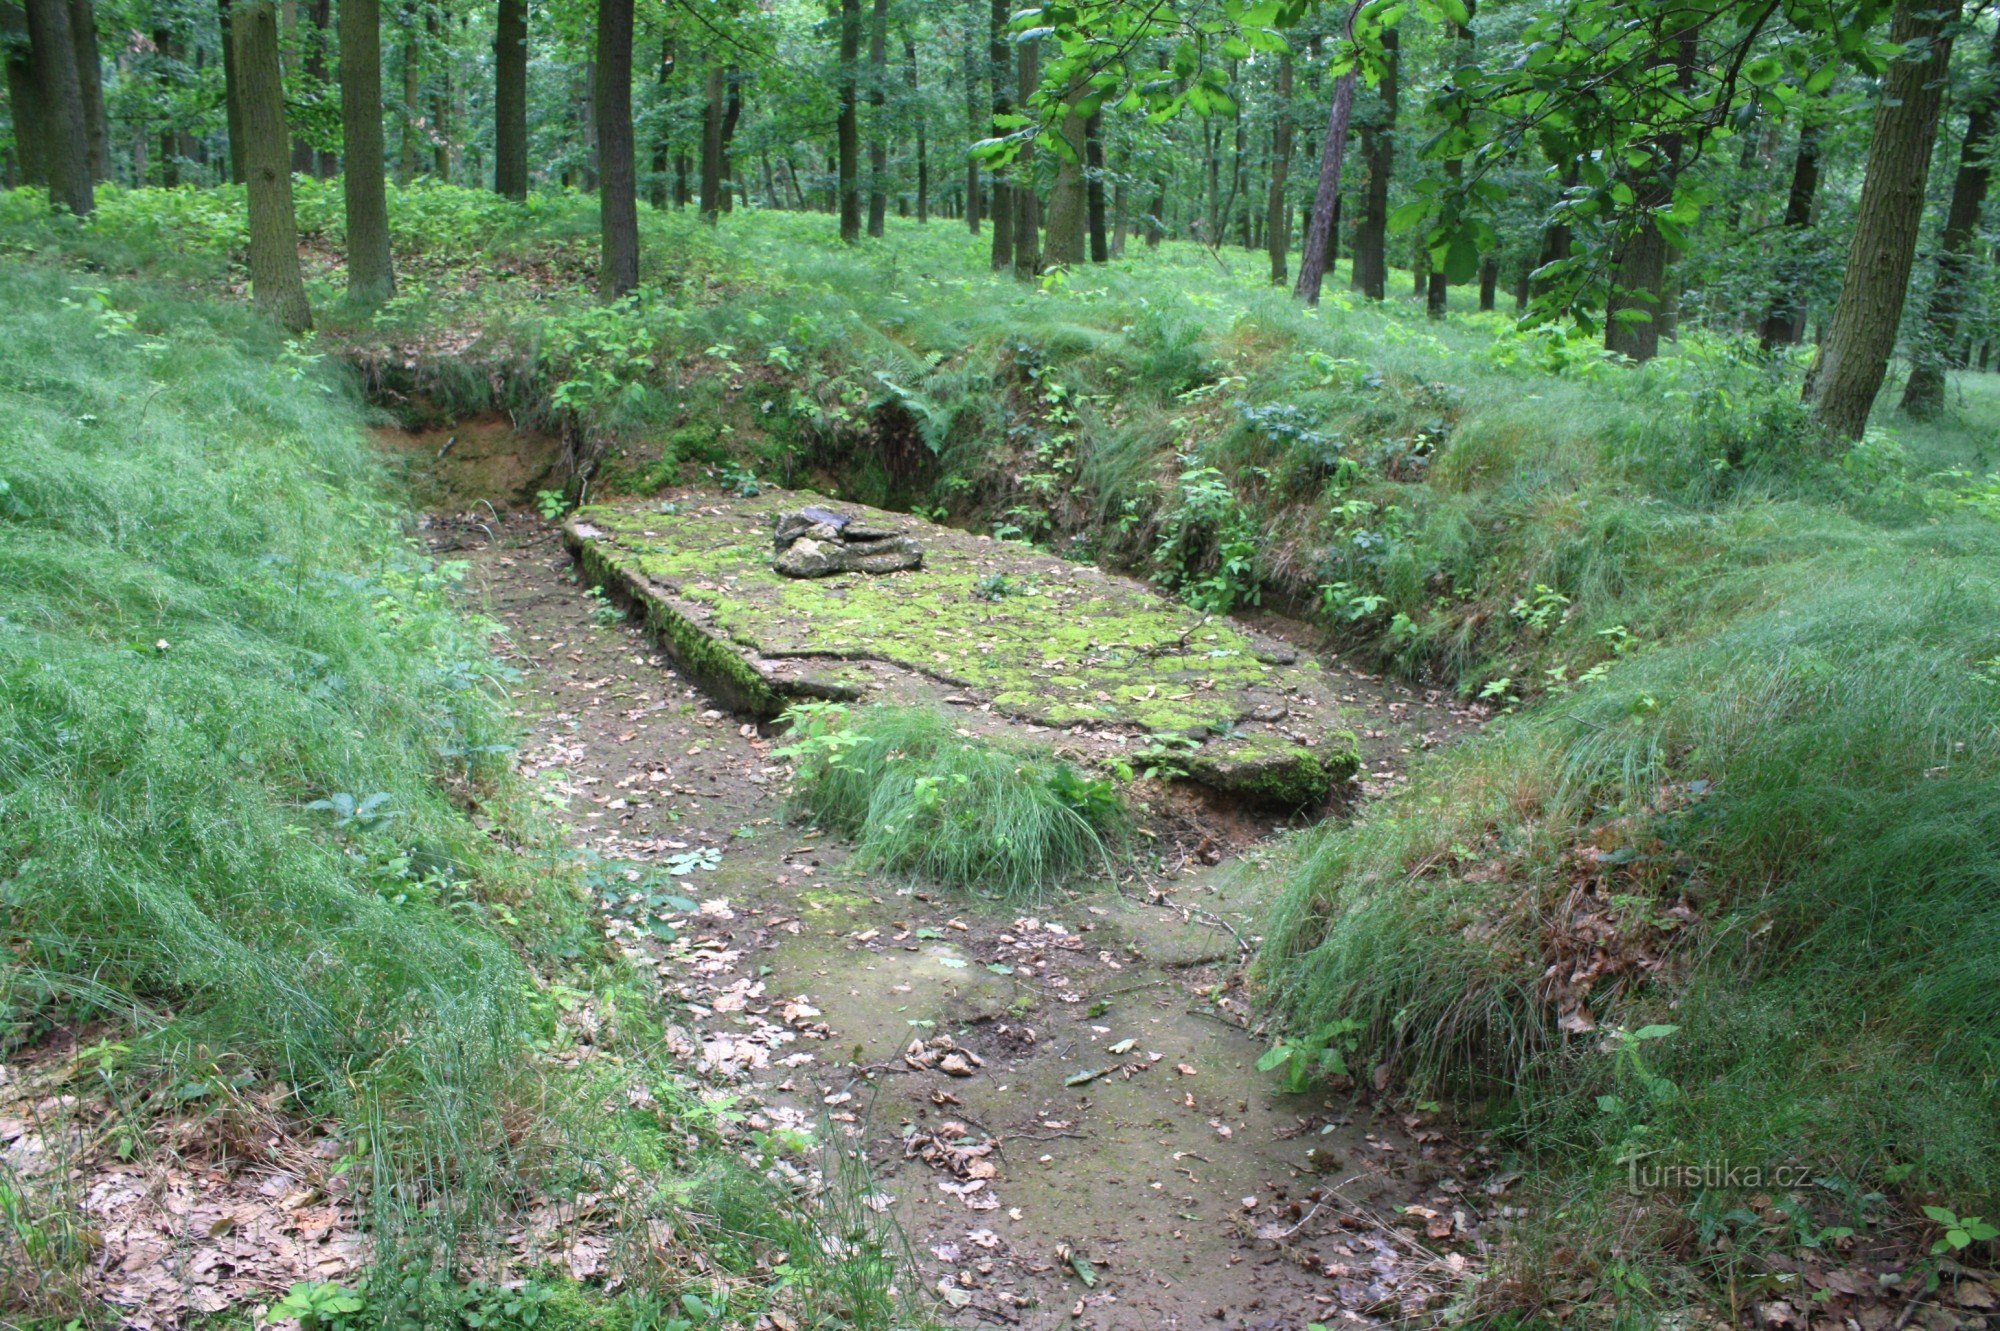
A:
565 489 1356 806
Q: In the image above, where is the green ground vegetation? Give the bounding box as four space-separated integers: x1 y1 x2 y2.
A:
777 703 1125 898
6 185 2000 1322
0 258 900 1329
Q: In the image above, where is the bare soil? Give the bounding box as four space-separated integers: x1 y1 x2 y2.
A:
430 498 1507 1330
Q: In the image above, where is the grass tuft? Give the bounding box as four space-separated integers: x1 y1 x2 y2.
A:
777 704 1123 898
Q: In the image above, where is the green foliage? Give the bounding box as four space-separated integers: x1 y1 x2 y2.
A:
776 704 1124 898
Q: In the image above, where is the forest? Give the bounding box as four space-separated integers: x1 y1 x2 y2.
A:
3 0 2000 1328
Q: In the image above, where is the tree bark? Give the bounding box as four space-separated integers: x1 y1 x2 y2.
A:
1085 111 1106 261
3 3 47 186
1043 76 1087 265
1757 124 1819 350
1477 254 1496 310
1011 35 1038 277
1426 3 1472 318
493 0 527 198
1350 25 1395 298
962 0 981 232
594 0 637 297
1805 0 1960 439
397 16 418 184
1265 51 1294 285
426 8 448 179
1900 20 2000 417
67 0 103 180
291 0 324 173
23 0 89 211
1293 12 1360 307
838 0 861 241
986 0 1010 266
217 0 245 181
700 62 724 221
865 0 887 235
1605 27 1693 362
719 67 739 209
340 0 394 303
232 0 309 330
906 35 928 223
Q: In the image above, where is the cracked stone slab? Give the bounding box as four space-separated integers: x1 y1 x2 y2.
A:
564 488 1357 806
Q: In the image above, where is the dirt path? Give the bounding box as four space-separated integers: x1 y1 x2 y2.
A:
431 509 1502 1330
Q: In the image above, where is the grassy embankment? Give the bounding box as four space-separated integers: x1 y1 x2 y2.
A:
8 183 2000 1321
0 255 901 1328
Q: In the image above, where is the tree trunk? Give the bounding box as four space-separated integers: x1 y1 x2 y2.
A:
66 0 103 180
232 0 309 330
719 68 739 210
1426 3 1473 319
218 0 245 181
493 0 527 198
290 0 323 173
674 151 688 206
2 3 47 186
1043 77 1087 265
1265 51 1294 285
906 35 927 223
1900 21 2000 417
23 0 90 212
1085 111 1106 261
1477 255 1496 311
340 0 393 303
837 0 860 242
1605 28 1693 361
398 18 418 183
1805 0 1960 439
1350 25 1396 298
986 0 1010 266
1292 20 1359 306
594 0 637 297
700 63 724 221
865 0 887 235
962 0 980 232
1757 124 1819 350
1011 36 1038 277
426 8 448 179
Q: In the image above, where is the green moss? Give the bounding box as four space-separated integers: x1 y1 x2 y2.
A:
569 489 1353 800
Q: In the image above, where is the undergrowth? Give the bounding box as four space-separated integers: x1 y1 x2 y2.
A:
776 703 1123 898
0 262 900 1327
10 182 2000 1324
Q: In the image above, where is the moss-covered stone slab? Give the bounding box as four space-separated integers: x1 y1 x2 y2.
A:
565 489 1356 806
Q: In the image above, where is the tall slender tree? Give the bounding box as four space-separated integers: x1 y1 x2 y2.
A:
218 0 245 181
66 0 103 180
1084 111 1106 261
1604 25 1693 361
700 61 724 219
1295 4 1363 306
906 35 928 222
595 0 638 296
1804 0 1961 439
1010 34 1039 277
1043 76 1087 265
962 0 981 233
865 0 887 236
1901 20 2000 417
1265 51 1294 285
2 3 47 186
986 0 1011 266
493 0 527 199
1350 25 1396 298
838 0 861 242
23 0 91 213
1757 125 1819 350
1427 0 1475 319
232 0 309 330
340 0 394 303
